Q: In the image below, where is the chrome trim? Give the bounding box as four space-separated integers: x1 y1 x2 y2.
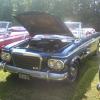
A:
12 49 42 69
53 36 100 58
48 59 65 70
1 52 11 62
0 62 68 81
0 62 5 70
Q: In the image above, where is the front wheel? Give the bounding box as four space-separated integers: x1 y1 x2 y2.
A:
67 61 79 82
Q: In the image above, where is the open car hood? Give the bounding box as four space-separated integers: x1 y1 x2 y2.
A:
15 11 73 37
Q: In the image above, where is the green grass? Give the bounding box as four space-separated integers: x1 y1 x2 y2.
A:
0 55 100 100
72 56 100 100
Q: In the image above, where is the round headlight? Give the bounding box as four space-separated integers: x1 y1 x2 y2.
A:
48 59 64 70
1 52 11 62
55 60 64 70
48 59 56 68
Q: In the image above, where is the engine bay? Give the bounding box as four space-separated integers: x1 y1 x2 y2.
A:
16 35 74 53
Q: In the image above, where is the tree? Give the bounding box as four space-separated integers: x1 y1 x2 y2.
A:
0 0 99 31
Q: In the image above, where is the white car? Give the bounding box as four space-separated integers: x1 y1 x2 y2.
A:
9 26 29 35
65 21 96 38
81 28 96 37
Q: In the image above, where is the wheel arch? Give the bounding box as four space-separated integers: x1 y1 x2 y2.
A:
71 56 81 65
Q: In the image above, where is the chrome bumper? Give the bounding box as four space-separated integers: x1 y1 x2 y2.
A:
0 62 68 81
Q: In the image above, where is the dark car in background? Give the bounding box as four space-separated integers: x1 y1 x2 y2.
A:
0 12 100 82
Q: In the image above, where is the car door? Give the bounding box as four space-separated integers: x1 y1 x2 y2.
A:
89 37 99 53
84 37 99 56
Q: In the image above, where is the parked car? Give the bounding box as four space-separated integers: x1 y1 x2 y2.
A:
0 21 29 51
82 28 96 37
0 12 100 82
8 26 29 39
65 21 96 38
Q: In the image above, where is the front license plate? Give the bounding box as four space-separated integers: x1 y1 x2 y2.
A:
19 73 30 80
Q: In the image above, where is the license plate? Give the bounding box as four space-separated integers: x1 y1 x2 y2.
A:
19 73 30 80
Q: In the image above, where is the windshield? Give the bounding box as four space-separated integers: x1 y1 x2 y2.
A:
64 22 81 31
0 22 9 33
0 22 8 28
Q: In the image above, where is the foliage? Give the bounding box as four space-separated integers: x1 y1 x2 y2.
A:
0 0 99 31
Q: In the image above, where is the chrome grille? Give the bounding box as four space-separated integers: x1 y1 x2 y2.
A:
12 53 42 70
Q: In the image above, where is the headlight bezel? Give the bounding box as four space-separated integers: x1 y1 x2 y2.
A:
1 51 11 62
48 59 65 70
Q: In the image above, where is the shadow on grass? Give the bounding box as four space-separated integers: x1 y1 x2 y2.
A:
0 74 77 100
72 55 100 100
0 56 99 100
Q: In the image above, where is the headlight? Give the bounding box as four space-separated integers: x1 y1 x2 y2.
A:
48 59 64 70
1 52 11 62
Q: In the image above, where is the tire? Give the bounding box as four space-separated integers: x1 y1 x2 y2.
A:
67 60 79 83
94 43 99 56
97 83 100 91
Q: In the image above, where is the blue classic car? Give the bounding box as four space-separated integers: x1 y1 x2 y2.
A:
0 12 100 82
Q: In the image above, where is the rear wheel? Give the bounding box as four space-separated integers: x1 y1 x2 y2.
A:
94 42 99 56
97 83 100 91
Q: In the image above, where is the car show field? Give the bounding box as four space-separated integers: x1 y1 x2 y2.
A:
0 11 100 100
0 55 100 100
0 0 100 99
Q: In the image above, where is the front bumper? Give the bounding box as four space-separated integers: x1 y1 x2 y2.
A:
0 62 68 81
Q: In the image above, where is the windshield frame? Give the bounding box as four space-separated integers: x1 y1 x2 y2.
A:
0 21 11 34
